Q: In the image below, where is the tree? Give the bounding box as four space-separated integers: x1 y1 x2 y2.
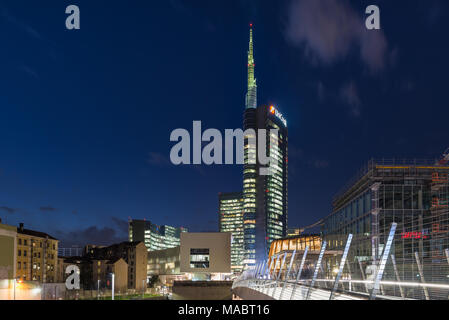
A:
148 275 159 288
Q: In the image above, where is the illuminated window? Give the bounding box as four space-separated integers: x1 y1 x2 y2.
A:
190 248 210 269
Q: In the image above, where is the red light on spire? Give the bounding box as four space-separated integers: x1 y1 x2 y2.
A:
249 23 253 28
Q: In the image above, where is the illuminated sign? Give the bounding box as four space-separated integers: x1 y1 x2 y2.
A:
269 106 287 127
401 230 429 240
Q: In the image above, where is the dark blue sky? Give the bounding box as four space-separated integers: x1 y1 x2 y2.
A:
1 0 448 246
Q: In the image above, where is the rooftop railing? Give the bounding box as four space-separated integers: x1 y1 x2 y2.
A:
333 158 442 203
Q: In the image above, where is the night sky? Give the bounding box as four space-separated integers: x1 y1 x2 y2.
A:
1 0 448 247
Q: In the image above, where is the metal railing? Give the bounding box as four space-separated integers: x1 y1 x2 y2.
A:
233 225 449 300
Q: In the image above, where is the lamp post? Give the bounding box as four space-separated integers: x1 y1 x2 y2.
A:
97 280 100 300
13 278 16 300
111 273 115 300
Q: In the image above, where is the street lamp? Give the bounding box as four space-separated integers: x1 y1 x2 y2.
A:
111 273 115 301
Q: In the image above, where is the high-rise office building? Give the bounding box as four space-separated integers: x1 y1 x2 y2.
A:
128 219 187 252
242 26 288 268
218 192 244 273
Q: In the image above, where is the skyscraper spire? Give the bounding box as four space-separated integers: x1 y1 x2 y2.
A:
246 24 257 109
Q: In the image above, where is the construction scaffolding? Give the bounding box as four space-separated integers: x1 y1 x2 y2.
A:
234 155 449 300
321 158 449 300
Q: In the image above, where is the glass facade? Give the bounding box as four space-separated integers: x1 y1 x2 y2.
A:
265 116 288 253
128 219 187 252
242 105 288 269
241 27 288 269
268 235 322 257
243 111 257 267
322 159 449 299
147 246 180 276
219 192 244 273
189 248 210 269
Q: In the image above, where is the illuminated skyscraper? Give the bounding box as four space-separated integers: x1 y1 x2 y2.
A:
128 219 187 252
218 192 244 273
242 26 288 268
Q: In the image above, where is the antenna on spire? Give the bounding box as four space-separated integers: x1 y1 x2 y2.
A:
245 22 257 109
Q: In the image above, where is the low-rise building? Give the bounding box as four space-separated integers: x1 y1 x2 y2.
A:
180 232 231 275
147 246 189 289
147 232 233 291
92 258 128 292
84 241 147 291
59 255 129 293
0 220 17 280
16 223 59 283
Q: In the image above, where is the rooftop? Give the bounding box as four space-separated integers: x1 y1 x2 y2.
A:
333 158 448 203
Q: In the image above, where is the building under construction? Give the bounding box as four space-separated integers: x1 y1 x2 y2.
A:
321 157 449 299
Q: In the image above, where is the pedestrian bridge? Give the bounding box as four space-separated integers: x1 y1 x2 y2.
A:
232 278 422 300
232 226 449 300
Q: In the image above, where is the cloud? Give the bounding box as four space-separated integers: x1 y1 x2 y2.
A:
55 226 127 247
400 79 415 92
111 217 129 235
316 81 326 103
0 206 17 214
288 145 330 171
427 1 443 27
313 160 330 169
169 0 191 15
0 8 42 40
340 82 361 117
147 152 170 166
39 206 57 212
285 0 388 73
19 65 39 79
147 151 208 176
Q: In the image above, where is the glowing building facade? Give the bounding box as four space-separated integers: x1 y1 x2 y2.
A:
242 26 288 268
128 219 187 252
322 159 449 299
219 192 244 273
